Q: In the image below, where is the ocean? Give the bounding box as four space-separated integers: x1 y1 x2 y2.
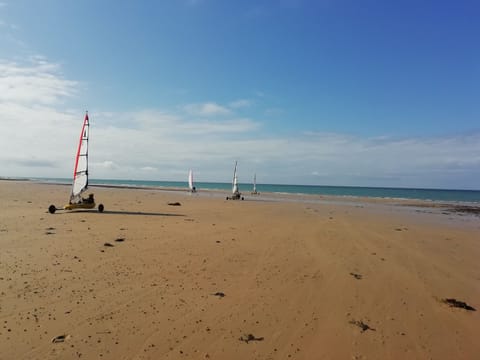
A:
34 177 480 203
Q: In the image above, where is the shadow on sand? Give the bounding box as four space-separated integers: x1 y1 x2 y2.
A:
54 209 185 217
103 210 185 217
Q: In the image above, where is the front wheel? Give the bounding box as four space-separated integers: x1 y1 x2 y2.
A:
98 204 104 213
48 205 56 214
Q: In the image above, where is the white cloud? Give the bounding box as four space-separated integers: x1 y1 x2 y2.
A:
264 107 284 116
0 59 77 104
96 161 118 170
1 58 479 189
184 102 231 116
229 99 252 108
176 118 259 134
140 166 157 171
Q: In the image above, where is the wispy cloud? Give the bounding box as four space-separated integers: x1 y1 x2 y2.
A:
264 107 284 116
229 99 252 109
0 58 77 104
183 102 231 116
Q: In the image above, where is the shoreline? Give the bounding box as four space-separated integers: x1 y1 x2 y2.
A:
3 177 479 204
10 178 480 208
22 179 480 218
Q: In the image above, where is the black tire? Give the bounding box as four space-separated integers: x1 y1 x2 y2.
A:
241 197 244 200
226 197 229 200
98 204 104 213
48 205 56 214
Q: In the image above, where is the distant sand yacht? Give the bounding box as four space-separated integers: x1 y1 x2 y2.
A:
251 173 259 195
188 169 196 193
226 161 244 200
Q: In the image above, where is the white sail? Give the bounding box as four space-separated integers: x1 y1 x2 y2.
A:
70 112 90 203
188 169 194 191
253 173 257 192
232 161 239 194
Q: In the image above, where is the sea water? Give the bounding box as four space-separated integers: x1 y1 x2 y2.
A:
35 178 480 203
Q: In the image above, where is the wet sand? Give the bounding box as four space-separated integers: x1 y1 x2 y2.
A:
0 180 479 359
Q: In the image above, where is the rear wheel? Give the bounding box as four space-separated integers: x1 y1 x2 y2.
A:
98 204 104 213
48 205 56 214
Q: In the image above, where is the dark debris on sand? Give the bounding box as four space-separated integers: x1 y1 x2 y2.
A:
443 298 476 311
239 333 264 343
350 272 362 280
103 242 114 247
446 206 480 216
45 227 56 235
212 292 225 298
115 238 125 242
168 202 182 206
349 320 376 332
51 334 67 343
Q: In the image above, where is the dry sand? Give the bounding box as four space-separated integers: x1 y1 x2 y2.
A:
0 180 479 359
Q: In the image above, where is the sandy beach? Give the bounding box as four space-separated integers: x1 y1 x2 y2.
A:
0 180 479 359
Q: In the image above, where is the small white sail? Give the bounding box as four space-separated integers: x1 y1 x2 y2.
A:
253 173 257 193
232 161 239 194
188 169 195 192
70 112 90 203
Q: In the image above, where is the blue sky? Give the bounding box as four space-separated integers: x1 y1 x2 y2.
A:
1 0 479 189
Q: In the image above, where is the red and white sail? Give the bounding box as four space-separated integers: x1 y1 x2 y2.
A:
70 112 90 203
